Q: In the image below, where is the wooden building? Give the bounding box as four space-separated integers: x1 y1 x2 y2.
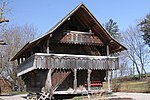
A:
11 3 126 98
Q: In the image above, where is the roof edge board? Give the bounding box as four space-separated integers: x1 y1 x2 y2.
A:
80 5 112 40
80 4 127 50
48 3 84 34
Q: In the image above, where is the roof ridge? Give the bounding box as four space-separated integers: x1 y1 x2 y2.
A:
47 3 84 34
29 3 85 44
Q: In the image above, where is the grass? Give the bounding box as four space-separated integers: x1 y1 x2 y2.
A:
103 80 150 93
1 91 28 95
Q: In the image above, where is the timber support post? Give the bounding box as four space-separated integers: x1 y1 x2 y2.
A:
107 70 111 93
46 38 50 53
106 45 111 93
73 69 77 93
45 69 52 92
43 69 52 100
87 69 92 92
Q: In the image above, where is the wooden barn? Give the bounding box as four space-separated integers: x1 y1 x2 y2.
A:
11 3 126 99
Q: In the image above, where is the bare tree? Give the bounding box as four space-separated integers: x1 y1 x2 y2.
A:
0 0 9 46
0 24 38 91
123 26 150 80
118 52 130 77
0 0 9 24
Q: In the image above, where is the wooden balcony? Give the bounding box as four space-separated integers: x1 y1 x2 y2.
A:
60 31 104 45
17 53 119 76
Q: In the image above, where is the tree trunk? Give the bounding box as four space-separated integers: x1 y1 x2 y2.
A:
134 62 141 80
142 65 147 79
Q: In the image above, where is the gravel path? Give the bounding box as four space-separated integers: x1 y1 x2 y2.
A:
113 92 150 100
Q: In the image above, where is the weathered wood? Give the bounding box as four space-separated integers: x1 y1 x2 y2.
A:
30 48 33 56
107 71 111 93
45 69 52 92
17 58 20 65
47 38 50 53
87 69 91 91
89 28 92 33
35 53 119 69
12 4 127 95
73 69 77 93
106 45 109 56
21 57 24 63
60 31 103 45
19 58 22 64
17 55 36 76
106 45 111 93
51 70 71 92
17 53 119 76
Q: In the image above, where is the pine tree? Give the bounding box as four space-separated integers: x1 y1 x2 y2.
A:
104 19 121 41
138 14 150 47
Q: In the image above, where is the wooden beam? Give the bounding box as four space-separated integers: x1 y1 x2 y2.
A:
17 58 20 65
107 70 111 93
73 69 77 93
21 57 23 62
19 58 22 64
106 45 111 93
45 69 52 92
87 69 92 91
106 45 109 56
47 38 50 53
30 48 33 56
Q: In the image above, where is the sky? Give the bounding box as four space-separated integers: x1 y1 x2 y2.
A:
8 0 150 34
3 0 150 72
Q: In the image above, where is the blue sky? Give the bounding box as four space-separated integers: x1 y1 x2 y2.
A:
8 0 150 34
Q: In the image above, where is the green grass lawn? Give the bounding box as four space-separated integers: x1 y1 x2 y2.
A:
103 80 150 93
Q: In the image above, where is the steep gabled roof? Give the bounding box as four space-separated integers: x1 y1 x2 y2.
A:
11 3 127 61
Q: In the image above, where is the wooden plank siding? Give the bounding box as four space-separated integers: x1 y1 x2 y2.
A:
17 53 119 76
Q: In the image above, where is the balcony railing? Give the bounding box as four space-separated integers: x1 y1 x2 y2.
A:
17 53 119 76
60 31 104 45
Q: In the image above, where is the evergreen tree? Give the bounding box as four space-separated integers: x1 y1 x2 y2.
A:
104 19 121 41
138 14 150 47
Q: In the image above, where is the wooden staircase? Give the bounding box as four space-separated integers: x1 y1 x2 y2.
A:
38 70 71 100
51 70 71 92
